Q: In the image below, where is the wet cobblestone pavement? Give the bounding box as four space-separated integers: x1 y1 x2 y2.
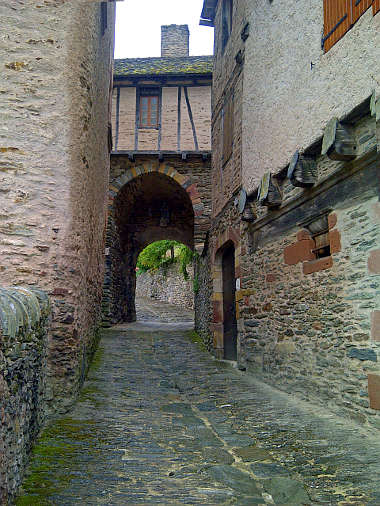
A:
16 299 380 505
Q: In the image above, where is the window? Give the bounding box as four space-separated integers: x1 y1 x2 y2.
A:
304 212 330 259
222 94 234 164
322 0 373 52
139 88 159 129
101 2 107 37
222 0 233 52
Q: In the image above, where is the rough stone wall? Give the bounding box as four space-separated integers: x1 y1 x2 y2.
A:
242 1 380 190
211 0 245 216
136 263 194 310
0 1 115 409
204 112 380 428
104 155 211 324
161 25 189 57
0 287 50 504
194 240 213 351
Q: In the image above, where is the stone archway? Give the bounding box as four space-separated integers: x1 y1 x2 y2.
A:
103 162 207 324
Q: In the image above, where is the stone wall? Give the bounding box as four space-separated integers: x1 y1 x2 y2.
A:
0 287 50 504
136 263 194 309
194 239 213 351
103 154 212 325
0 1 115 409
210 0 245 216
203 109 380 429
161 25 189 57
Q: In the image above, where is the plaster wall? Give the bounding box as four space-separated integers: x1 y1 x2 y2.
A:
112 83 211 152
0 0 115 407
117 87 136 150
242 1 380 191
161 87 179 150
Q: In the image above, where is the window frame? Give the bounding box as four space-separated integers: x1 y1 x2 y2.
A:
101 2 108 37
138 88 160 130
221 0 233 53
222 93 234 166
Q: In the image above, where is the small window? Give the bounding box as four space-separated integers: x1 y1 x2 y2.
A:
222 94 234 164
139 88 159 129
312 231 331 259
222 0 233 52
101 2 107 37
304 212 330 259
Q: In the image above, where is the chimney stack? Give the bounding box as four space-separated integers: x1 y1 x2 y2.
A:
161 25 190 57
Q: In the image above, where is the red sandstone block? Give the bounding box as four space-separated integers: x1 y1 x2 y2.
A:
368 374 380 410
266 273 277 282
186 184 199 199
368 249 380 274
329 229 341 254
303 256 333 275
235 266 241 278
371 311 380 342
241 246 247 256
51 288 68 296
297 229 311 241
284 239 315 265
328 213 337 230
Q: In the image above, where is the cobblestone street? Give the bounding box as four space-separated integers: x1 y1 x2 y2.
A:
17 299 380 505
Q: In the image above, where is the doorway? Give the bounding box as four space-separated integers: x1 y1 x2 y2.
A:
222 243 237 360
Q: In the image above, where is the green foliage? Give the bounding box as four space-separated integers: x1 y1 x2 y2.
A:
136 240 194 280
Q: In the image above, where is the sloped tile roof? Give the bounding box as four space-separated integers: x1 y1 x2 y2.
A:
114 56 213 77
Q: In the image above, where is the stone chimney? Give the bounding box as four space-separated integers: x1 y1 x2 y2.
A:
161 25 190 57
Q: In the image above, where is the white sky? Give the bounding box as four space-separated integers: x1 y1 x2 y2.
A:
114 0 214 59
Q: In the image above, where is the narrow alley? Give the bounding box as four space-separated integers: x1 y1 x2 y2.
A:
17 299 380 505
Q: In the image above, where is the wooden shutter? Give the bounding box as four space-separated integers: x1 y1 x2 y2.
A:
351 0 372 23
374 0 380 15
322 0 351 51
223 95 234 164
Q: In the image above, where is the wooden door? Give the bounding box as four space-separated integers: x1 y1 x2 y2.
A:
222 244 237 360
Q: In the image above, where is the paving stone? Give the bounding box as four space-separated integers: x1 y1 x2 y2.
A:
206 464 262 496
263 477 310 505
16 299 380 505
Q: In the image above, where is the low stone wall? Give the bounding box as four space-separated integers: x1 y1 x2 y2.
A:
0 287 50 504
136 263 194 310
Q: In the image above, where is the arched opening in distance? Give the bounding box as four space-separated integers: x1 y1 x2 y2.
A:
135 240 195 317
104 170 195 324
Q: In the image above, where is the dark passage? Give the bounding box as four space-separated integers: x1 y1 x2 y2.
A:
222 243 237 360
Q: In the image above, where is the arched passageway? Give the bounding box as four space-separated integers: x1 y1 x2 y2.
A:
103 165 204 324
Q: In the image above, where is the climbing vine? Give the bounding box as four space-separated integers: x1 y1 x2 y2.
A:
137 240 195 280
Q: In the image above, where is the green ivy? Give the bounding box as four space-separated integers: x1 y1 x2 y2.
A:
137 240 194 280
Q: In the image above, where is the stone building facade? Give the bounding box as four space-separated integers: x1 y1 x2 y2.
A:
198 0 380 428
0 1 116 408
103 26 212 324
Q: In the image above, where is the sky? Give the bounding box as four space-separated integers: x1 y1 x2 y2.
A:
114 0 214 59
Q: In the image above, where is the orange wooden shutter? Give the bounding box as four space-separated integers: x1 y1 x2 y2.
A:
323 0 351 51
373 0 380 15
351 0 372 23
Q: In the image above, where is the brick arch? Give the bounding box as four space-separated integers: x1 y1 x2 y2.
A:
108 161 205 217
211 227 241 360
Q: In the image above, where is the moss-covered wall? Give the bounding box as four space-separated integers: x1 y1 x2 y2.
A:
0 287 50 504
